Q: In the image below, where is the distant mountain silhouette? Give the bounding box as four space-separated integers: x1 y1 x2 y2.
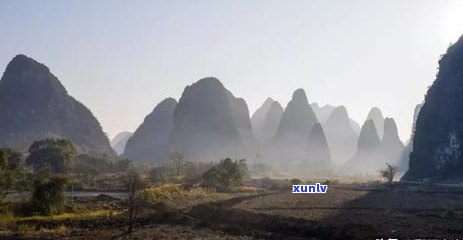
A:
311 103 336 123
306 122 332 172
228 93 255 148
349 119 361 135
270 89 318 166
110 131 133 155
252 98 283 142
346 119 382 173
260 101 284 143
366 107 385 139
123 98 177 163
0 54 114 156
169 77 247 162
274 89 318 142
380 117 404 165
251 98 274 138
323 106 358 165
311 102 361 135
404 36 463 181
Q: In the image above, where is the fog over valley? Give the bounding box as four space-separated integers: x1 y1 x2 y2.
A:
2 1 463 239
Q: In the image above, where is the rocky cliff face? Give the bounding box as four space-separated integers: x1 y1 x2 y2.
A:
123 98 177 163
398 103 422 173
0 55 114 156
323 106 358 165
404 36 463 181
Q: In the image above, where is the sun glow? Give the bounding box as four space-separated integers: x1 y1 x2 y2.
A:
440 0 463 43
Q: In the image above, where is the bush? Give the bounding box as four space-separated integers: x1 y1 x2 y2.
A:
140 184 212 204
19 176 67 216
202 158 247 190
379 163 398 190
290 178 302 185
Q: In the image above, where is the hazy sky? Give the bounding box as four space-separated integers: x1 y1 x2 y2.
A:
1 0 463 141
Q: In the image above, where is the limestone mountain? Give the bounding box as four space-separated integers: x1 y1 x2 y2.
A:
251 98 274 137
356 120 381 155
252 99 283 142
228 93 255 147
110 131 133 155
0 54 114 156
366 107 385 139
323 106 358 165
349 119 361 135
274 89 318 142
123 98 177 163
306 122 332 172
169 77 247 161
271 89 318 164
404 36 463 181
258 101 284 143
380 118 404 165
311 103 336 123
347 119 382 173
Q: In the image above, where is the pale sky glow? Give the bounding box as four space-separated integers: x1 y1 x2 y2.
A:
1 0 462 141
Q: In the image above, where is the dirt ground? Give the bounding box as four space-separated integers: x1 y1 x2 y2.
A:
3 183 463 239
234 183 463 239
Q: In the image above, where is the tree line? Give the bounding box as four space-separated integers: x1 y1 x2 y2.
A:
0 138 249 218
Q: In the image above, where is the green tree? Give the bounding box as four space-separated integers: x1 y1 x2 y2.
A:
26 138 77 174
22 175 67 216
202 158 247 190
0 148 26 202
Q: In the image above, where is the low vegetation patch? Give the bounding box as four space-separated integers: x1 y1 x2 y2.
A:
141 184 219 205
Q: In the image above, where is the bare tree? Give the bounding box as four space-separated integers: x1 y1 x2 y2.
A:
126 169 146 235
379 163 398 190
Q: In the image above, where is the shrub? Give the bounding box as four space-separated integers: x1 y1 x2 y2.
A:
379 163 398 190
0 148 27 202
141 184 182 203
141 184 213 204
202 158 247 190
19 176 67 216
290 178 302 185
17 224 35 236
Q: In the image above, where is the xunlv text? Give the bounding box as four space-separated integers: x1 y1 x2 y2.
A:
292 183 328 193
